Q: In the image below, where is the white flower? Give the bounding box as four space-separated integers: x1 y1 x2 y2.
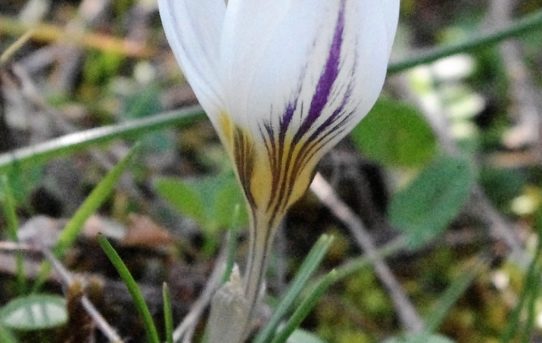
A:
159 0 399 219
159 0 400 325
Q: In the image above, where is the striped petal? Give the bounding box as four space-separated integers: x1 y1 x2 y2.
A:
244 0 398 149
159 0 400 227
158 0 226 120
222 0 399 224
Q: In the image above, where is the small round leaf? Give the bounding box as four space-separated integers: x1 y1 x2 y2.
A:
351 98 437 167
389 156 474 248
0 294 67 331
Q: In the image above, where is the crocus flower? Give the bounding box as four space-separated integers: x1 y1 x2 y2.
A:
159 0 400 327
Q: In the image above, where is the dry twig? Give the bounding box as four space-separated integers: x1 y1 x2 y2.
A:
487 0 542 153
42 249 124 343
310 173 425 333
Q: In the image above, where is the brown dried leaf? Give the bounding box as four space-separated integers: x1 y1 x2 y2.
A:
122 213 174 248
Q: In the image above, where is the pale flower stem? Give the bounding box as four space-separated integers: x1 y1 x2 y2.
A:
242 212 276 334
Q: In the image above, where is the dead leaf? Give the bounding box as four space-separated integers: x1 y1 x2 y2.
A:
122 213 174 248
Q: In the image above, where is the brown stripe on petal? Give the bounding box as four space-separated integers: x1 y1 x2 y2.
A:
268 136 301 223
274 107 356 215
233 127 256 208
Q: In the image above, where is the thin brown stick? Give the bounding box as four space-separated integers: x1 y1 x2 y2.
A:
0 14 153 58
42 249 124 343
310 173 425 333
488 0 541 151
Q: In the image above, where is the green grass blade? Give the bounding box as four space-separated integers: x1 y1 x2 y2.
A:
425 257 486 332
270 270 337 343
521 263 542 342
521 218 542 342
54 144 139 257
222 205 242 284
254 234 334 343
501 234 542 343
162 283 174 343
31 145 138 292
98 235 160 343
332 238 406 282
388 9 542 74
0 176 18 239
0 106 203 176
0 176 26 293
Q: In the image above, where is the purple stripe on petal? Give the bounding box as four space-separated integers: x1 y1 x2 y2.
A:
293 0 346 143
279 102 296 143
308 84 352 141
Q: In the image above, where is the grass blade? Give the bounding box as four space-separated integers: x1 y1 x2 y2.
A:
501 233 542 342
163 283 174 343
0 107 203 176
98 235 160 343
222 205 242 284
32 145 138 292
270 270 337 343
54 144 139 257
0 176 26 293
387 9 542 74
425 256 486 332
254 234 334 343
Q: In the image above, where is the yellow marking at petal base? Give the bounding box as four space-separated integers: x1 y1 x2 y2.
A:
250 151 274 212
250 135 319 223
217 117 320 228
219 113 234 154
287 158 317 207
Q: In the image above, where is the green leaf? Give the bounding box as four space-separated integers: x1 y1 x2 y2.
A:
0 294 67 331
383 333 454 343
351 98 437 167
83 51 123 86
155 177 206 226
480 167 525 210
155 172 247 232
389 156 474 248
122 85 162 120
213 175 248 230
286 329 326 343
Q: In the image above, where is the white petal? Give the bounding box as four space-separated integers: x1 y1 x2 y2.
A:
224 0 332 130
231 0 398 155
380 0 401 54
349 0 397 117
219 0 294 122
158 0 226 118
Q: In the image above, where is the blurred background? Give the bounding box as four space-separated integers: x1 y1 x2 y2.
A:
1 0 542 342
